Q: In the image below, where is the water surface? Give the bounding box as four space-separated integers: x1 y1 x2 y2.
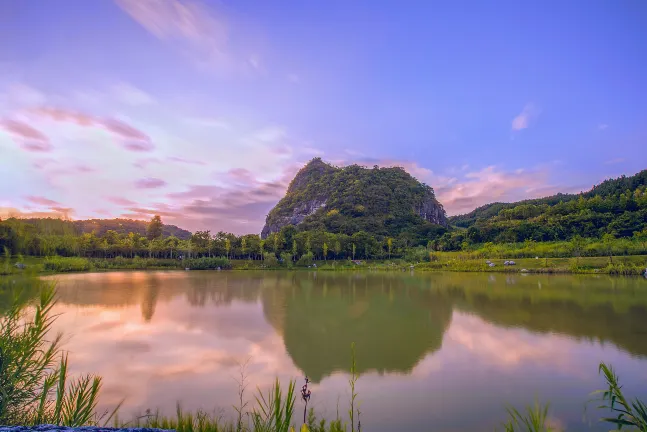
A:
36 271 647 430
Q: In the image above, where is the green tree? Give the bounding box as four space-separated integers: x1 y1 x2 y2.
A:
146 215 163 240
323 242 328 261
602 233 615 263
570 235 585 263
292 239 297 261
387 237 393 259
241 237 248 259
225 238 231 259
634 228 647 252
352 243 356 260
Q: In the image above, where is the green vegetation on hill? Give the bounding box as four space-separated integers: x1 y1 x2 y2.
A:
442 169 647 249
262 158 447 239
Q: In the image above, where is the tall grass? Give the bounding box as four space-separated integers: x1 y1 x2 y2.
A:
500 402 553 432
0 281 111 426
595 363 647 430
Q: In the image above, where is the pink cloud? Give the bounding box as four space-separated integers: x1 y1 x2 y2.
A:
26 196 60 206
135 177 167 189
435 166 559 215
168 156 207 166
107 196 137 206
30 107 155 152
0 119 52 152
511 103 540 131
31 107 94 126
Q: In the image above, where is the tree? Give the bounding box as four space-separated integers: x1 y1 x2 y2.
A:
146 215 163 240
602 233 615 263
570 235 585 262
323 242 328 261
292 240 297 261
334 239 341 260
634 228 647 252
225 238 231 259
241 237 247 259
352 243 356 260
387 237 393 259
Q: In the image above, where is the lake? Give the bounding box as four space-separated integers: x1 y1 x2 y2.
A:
37 271 647 431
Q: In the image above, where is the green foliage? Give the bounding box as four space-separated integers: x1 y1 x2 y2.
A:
500 402 553 432
264 158 448 241
447 170 647 247
263 253 279 267
0 282 106 426
296 253 314 267
43 256 91 272
595 363 647 431
184 257 232 270
146 215 164 240
251 378 296 432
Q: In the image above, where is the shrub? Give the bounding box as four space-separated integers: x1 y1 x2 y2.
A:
296 252 314 267
43 256 91 272
280 252 294 268
184 256 231 270
263 253 279 267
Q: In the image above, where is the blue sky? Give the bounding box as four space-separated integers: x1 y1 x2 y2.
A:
0 0 645 233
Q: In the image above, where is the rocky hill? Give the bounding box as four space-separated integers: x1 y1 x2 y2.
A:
261 158 447 238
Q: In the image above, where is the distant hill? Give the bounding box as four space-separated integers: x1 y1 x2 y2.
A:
446 169 647 242
261 158 447 238
18 218 192 239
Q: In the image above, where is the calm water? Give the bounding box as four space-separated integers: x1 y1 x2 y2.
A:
35 271 647 430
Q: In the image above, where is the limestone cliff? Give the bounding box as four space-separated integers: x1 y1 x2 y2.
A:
261 158 447 238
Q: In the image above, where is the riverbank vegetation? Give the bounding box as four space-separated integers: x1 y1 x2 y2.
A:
1 278 646 431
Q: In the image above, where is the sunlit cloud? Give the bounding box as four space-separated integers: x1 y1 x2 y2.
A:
0 119 52 152
511 103 540 131
30 106 155 151
26 195 60 206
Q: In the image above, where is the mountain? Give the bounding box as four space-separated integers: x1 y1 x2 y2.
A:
18 218 192 239
261 158 447 238
446 169 647 243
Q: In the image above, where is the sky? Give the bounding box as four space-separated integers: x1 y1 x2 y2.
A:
0 0 646 234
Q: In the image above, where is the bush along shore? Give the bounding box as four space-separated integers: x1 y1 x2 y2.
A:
1 278 647 431
1 253 647 277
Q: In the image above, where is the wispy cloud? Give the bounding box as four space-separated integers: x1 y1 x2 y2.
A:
598 123 609 131
511 103 540 131
0 119 52 152
135 177 167 189
29 107 154 151
115 0 233 70
112 83 155 106
26 196 60 206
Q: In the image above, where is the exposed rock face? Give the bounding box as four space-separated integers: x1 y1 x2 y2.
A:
261 158 448 238
260 198 327 239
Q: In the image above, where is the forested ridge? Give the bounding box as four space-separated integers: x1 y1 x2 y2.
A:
442 169 647 249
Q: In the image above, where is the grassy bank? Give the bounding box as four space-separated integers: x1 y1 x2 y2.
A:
1 278 646 431
1 253 646 276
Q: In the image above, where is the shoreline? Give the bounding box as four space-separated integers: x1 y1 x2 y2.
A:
2 256 646 278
